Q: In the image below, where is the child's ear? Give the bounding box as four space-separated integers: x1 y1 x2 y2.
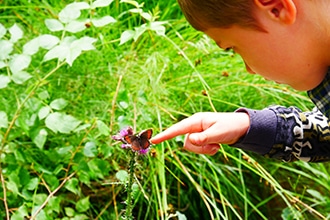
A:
254 0 297 24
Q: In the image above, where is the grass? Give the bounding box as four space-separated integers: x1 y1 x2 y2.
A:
0 0 330 219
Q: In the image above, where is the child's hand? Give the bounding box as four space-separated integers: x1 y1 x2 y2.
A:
150 112 250 155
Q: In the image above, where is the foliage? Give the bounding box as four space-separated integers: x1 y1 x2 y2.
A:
0 0 329 219
0 0 117 219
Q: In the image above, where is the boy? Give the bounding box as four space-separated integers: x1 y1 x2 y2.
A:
150 0 330 162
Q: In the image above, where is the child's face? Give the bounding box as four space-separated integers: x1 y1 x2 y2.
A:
205 25 328 91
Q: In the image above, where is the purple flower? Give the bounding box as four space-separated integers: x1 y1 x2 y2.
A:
121 143 131 149
112 126 133 142
120 126 133 136
112 126 152 155
137 148 150 155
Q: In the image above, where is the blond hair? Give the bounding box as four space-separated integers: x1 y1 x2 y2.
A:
177 0 261 31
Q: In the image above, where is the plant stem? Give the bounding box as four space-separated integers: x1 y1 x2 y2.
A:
125 152 136 220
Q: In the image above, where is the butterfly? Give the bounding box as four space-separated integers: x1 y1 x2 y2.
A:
124 129 153 152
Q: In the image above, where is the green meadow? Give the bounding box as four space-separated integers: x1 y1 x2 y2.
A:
0 0 329 219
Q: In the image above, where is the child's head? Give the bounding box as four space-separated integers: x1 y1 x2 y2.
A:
177 0 330 91
177 0 260 31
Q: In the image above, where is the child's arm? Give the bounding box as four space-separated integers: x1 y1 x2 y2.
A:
150 112 250 155
151 106 330 162
249 106 330 162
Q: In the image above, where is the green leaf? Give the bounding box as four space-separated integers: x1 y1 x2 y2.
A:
9 54 31 73
141 12 152 21
0 40 13 60
39 34 60 49
91 0 114 9
33 193 47 205
43 36 96 66
0 23 6 39
48 196 61 214
38 90 50 100
0 60 6 69
11 71 32 84
0 111 8 128
74 123 91 132
176 211 187 220
131 182 139 199
43 36 75 62
73 36 97 51
133 25 147 41
115 170 128 182
53 164 64 175
96 120 110 136
32 128 48 149
56 145 74 161
25 177 39 191
59 4 82 23
45 112 81 134
65 20 86 33
86 158 109 179
118 115 131 128
18 166 30 186
23 35 59 56
87 159 103 179
43 44 67 62
84 141 98 157
45 19 64 32
281 207 302 220
76 196 90 213
91 16 116 27
15 112 33 133
50 98 68 110
65 37 96 66
119 30 135 45
65 207 75 217
65 178 80 195
6 179 19 196
150 21 167 36
11 205 29 220
66 48 81 66
120 0 144 8
38 106 51 120
13 147 27 163
76 161 91 185
23 38 40 55
9 23 23 43
119 101 128 109
307 189 325 201
44 174 60 190
129 8 143 14
32 208 47 220
100 144 113 158
67 2 90 10
0 75 10 89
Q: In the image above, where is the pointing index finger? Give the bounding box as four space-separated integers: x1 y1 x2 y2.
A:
150 116 203 144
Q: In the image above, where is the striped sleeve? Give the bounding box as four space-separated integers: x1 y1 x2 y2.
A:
232 106 330 162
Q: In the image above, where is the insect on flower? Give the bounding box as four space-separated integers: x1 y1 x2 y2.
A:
112 127 153 155
124 129 153 152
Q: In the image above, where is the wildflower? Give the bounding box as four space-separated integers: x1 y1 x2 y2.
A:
111 127 153 219
112 127 153 155
112 126 133 141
